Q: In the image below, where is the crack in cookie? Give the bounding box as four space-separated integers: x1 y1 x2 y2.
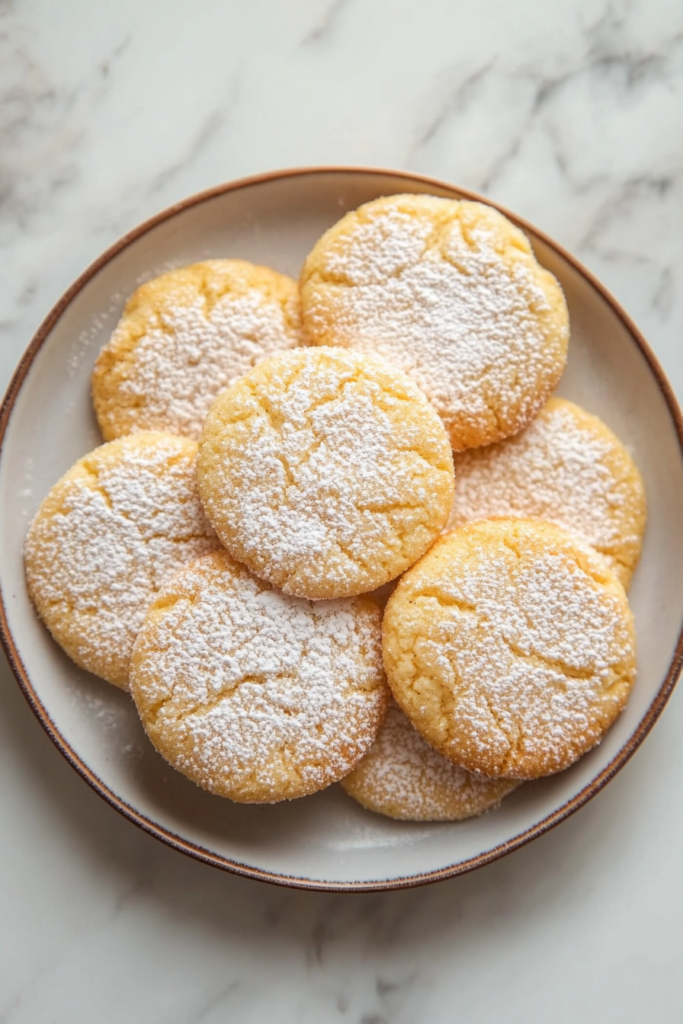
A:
383 518 636 779
197 347 455 599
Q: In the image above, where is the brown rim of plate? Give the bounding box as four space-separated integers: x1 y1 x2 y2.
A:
1 166 682 893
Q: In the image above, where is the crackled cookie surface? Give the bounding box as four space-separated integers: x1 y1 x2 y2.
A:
300 194 569 450
24 432 218 689
383 518 636 779
130 550 389 803
341 702 518 821
197 347 455 599
92 259 302 441
447 398 646 588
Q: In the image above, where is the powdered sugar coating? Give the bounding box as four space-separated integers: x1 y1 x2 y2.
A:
341 702 518 821
92 260 302 441
197 347 455 600
447 398 646 588
130 550 389 803
383 518 636 779
301 194 569 450
24 432 218 689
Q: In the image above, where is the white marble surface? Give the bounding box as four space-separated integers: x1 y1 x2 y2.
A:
2 0 683 1020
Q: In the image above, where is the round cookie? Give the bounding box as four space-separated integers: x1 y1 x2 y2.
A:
300 194 569 451
383 518 636 780
130 549 389 803
25 432 218 689
197 347 455 600
341 702 518 821
92 259 302 441
447 397 646 589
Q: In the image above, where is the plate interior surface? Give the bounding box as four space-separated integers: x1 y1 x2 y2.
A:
2 169 683 889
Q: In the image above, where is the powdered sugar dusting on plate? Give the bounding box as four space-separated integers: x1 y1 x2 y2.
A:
130 551 388 802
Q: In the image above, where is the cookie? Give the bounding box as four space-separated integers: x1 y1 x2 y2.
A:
92 259 302 441
197 347 455 600
447 398 646 588
383 518 636 779
340 702 518 821
300 194 569 451
24 432 218 689
130 550 389 803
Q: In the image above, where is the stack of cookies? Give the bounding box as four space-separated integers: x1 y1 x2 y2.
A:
25 194 646 822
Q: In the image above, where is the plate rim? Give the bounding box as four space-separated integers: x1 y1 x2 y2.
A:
2 164 683 892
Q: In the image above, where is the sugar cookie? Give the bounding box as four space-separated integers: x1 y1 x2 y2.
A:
130 550 389 803
197 347 455 600
300 194 569 450
341 702 518 821
383 518 636 779
92 259 302 441
24 432 218 689
447 398 646 588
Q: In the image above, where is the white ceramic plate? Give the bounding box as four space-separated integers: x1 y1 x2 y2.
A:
2 167 682 891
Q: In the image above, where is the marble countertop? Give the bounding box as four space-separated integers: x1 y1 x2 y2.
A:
2 1 683 1020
